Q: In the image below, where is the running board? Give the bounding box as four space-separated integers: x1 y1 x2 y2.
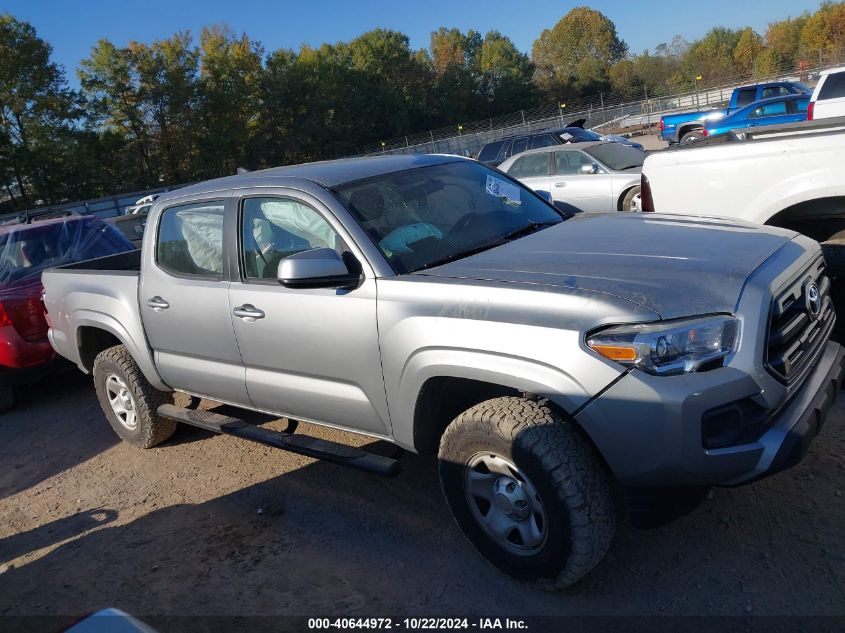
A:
157 404 401 477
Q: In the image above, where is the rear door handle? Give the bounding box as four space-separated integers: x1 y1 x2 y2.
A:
146 296 169 310
554 182 567 188
233 304 265 321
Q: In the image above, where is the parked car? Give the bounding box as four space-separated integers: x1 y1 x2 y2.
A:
498 141 644 212
659 81 811 144
43 154 842 590
600 133 644 151
702 94 810 137
106 211 148 248
0 214 134 410
808 65 845 120
477 125 604 167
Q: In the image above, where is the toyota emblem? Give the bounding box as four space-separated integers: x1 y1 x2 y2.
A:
806 282 822 319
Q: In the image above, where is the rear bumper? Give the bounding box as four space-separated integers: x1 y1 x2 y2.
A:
576 341 843 487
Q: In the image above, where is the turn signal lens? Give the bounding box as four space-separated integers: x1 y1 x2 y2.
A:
588 344 638 362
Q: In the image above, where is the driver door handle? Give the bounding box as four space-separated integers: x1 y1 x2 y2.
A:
233 304 265 320
554 182 567 188
146 296 169 310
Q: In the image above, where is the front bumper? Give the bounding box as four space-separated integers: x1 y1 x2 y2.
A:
575 341 844 487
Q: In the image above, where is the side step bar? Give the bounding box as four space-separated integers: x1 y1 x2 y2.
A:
157 404 401 477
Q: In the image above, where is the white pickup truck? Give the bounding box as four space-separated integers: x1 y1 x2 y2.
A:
641 117 845 246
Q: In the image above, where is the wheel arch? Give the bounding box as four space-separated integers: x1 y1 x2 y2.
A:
764 196 845 242
74 315 169 391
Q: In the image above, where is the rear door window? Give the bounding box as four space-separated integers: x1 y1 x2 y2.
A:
509 137 529 156
156 201 225 278
818 72 845 100
508 153 550 178
735 88 757 107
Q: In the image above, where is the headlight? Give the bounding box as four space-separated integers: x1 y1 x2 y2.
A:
586 315 739 376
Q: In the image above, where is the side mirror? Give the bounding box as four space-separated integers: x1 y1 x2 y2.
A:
278 248 360 289
580 163 600 175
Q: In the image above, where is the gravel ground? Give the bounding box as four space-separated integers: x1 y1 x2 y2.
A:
0 369 843 624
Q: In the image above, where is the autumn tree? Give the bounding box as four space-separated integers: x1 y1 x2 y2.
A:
733 27 764 76
531 7 627 96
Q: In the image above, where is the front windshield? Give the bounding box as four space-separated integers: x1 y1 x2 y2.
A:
584 143 644 171
333 160 563 274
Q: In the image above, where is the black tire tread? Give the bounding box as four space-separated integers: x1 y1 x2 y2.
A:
439 396 615 590
93 345 175 448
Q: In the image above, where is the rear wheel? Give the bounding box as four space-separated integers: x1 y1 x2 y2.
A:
93 345 175 448
438 397 615 590
680 129 704 143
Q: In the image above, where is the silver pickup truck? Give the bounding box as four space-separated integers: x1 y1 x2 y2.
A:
43 155 843 590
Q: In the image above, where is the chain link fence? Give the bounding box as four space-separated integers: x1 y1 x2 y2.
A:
362 51 845 158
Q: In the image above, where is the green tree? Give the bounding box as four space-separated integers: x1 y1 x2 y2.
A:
531 7 627 96
0 14 82 208
478 31 538 113
196 26 264 175
682 27 742 86
765 15 807 67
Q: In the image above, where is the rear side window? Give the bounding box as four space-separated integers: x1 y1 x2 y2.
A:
793 99 809 113
508 153 550 178
818 72 845 100
735 88 756 107
530 134 557 149
478 140 505 163
156 201 225 278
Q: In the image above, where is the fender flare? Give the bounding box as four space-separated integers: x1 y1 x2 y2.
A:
74 310 170 391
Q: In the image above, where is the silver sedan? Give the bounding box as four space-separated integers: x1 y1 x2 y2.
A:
498 141 644 213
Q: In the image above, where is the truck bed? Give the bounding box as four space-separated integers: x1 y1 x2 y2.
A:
42 248 162 387
50 248 141 273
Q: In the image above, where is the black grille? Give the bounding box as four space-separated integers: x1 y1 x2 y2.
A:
766 258 835 386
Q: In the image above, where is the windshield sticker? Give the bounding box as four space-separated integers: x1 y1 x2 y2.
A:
485 175 521 205
560 132 574 141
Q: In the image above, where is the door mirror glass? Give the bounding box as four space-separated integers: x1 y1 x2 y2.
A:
580 163 600 175
277 247 360 289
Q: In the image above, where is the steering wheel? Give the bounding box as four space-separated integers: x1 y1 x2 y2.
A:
379 222 443 253
447 212 481 239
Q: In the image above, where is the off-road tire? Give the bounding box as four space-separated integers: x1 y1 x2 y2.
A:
438 396 615 591
621 186 642 212
680 129 704 143
0 383 14 413
93 344 175 448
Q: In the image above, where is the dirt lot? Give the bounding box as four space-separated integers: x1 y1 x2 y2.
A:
1 369 844 624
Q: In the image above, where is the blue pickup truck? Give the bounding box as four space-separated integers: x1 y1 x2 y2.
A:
659 81 811 144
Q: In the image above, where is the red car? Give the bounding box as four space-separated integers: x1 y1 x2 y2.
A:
0 212 134 410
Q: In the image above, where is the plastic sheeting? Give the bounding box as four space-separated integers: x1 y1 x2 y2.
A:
0 215 134 342
0 216 134 289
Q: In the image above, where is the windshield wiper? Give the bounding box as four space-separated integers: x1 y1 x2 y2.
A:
412 220 559 273
499 220 559 242
412 239 509 272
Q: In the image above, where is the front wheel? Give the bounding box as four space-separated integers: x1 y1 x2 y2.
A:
621 186 642 212
438 397 615 590
93 345 175 448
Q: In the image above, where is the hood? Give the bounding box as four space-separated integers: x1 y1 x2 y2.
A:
413 214 796 319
